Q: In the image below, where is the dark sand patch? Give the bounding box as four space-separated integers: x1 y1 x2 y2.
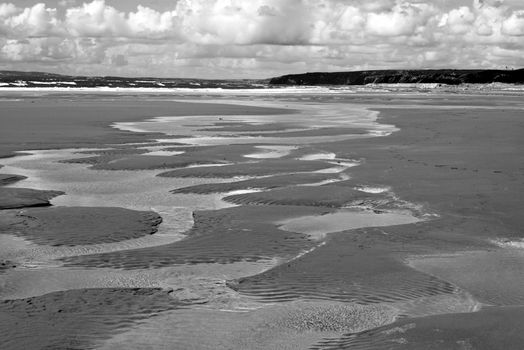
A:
0 188 64 210
223 185 392 208
171 173 341 194
0 174 27 186
245 127 370 138
60 148 150 166
313 306 524 350
0 158 63 213
158 159 332 178
228 230 458 304
0 260 17 274
61 205 325 269
0 207 161 246
0 288 183 350
90 154 224 170
0 98 290 158
74 148 149 156
196 121 304 133
88 144 259 170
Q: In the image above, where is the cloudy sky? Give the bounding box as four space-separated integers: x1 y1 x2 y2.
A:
1 0 523 78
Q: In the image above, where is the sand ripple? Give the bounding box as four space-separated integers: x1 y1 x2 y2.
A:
60 206 319 269
0 207 161 246
158 159 333 178
172 173 340 195
0 288 183 350
310 306 524 350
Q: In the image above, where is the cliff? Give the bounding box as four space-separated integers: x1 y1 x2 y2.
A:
269 69 524 86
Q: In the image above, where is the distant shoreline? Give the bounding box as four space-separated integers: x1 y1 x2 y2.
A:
1 84 523 95
1 69 524 89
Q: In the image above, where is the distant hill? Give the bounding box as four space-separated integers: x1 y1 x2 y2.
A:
2 69 524 89
269 69 524 86
0 71 268 89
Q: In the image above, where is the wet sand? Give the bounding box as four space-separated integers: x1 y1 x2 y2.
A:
1 92 523 349
0 173 26 186
0 97 290 158
0 288 183 350
171 173 341 194
0 207 162 246
314 306 524 349
60 205 321 268
71 144 263 170
0 187 64 209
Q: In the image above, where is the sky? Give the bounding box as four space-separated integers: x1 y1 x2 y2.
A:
0 0 523 78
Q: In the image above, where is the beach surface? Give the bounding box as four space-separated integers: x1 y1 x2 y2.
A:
0 90 523 349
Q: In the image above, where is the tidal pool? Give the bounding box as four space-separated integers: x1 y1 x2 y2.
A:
278 209 421 240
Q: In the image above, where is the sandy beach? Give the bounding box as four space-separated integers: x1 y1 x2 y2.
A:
1 90 523 349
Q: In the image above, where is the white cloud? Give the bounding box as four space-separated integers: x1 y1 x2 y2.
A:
440 6 476 34
1 3 60 37
502 10 524 36
366 3 436 37
0 0 523 78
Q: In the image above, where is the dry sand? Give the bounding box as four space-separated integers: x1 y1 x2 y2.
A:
0 92 523 349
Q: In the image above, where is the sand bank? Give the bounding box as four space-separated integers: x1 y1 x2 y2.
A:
0 207 161 246
0 187 64 209
0 174 26 186
171 173 341 194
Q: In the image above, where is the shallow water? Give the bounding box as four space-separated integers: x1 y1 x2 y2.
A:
244 145 297 159
113 102 398 147
355 186 391 194
299 152 337 161
1 149 232 215
143 150 186 156
278 209 421 239
408 250 524 306
0 149 249 270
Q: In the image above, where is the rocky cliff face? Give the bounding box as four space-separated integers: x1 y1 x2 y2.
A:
269 69 524 85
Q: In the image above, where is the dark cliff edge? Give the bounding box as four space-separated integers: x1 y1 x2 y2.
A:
269 69 524 86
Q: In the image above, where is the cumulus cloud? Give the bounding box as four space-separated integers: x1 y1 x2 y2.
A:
366 2 437 37
0 0 523 78
502 10 524 35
